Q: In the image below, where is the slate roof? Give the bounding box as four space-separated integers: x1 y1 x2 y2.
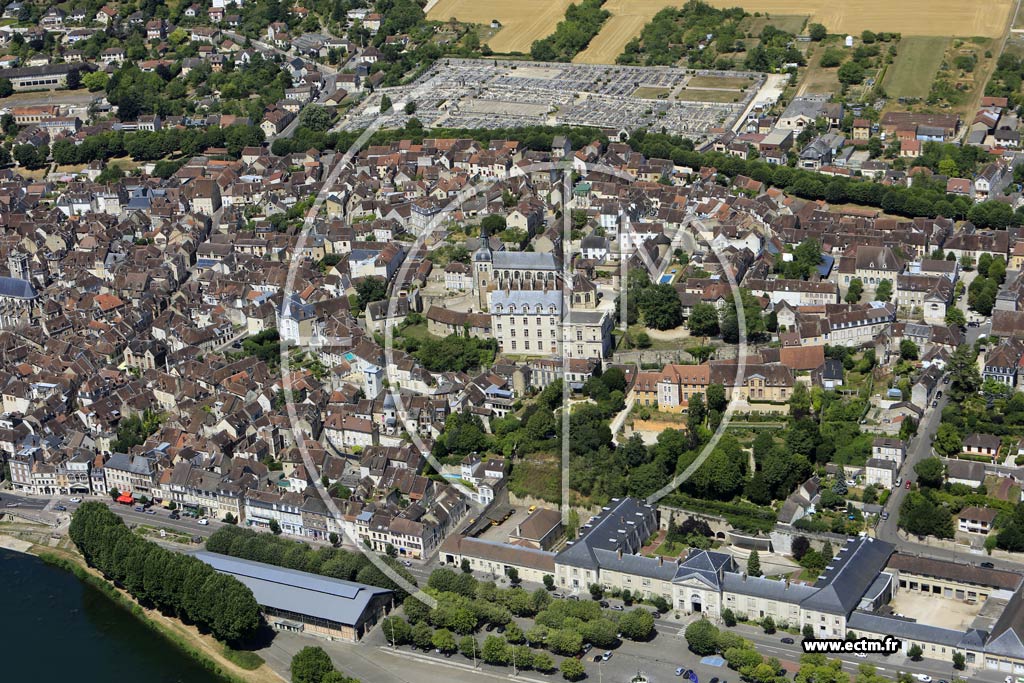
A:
555 497 657 570
491 251 557 270
0 276 37 299
800 537 894 615
194 551 390 626
722 573 818 602
847 611 966 647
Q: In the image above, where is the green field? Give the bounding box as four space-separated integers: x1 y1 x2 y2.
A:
883 36 950 99
678 88 746 103
631 86 672 99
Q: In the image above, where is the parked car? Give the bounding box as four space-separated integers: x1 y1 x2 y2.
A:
601 651 612 661
676 669 686 677
895 478 902 488
6 502 19 507
145 509 157 515
905 480 912 489
54 504 67 511
197 518 209 525
134 505 145 512
402 560 412 567
981 561 995 569
169 511 180 520
568 595 580 601
69 497 82 503
593 655 603 662
881 511 890 520
781 637 795 644
610 605 624 611
913 675 932 682
582 643 592 654
936 391 943 398
599 600 610 608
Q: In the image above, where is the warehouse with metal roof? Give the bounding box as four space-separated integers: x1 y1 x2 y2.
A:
194 551 393 641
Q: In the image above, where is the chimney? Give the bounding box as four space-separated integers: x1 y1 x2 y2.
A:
742 572 747 582
785 578 791 590
617 548 622 560
515 524 521 536
658 556 664 567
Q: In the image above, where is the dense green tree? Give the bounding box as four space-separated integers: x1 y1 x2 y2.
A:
914 457 945 489
619 608 655 640
290 646 334 683
845 278 863 304
684 618 720 655
560 657 586 681
746 549 762 577
689 302 720 336
382 616 412 646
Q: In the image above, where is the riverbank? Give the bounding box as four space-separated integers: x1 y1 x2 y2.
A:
0 531 283 683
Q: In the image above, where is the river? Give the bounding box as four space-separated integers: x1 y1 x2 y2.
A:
0 547 226 683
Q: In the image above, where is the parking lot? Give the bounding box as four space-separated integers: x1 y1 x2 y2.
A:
476 505 535 543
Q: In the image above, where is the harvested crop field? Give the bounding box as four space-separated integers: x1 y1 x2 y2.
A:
716 0 1014 38
427 0 573 53
883 36 949 99
574 13 648 63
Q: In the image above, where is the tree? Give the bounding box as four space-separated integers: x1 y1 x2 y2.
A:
412 621 434 650
845 279 863 304
899 340 918 361
506 566 520 585
224 512 237 524
838 60 866 84
952 652 966 670
533 652 555 673
689 302 720 336
355 277 388 311
802 623 815 640
875 279 893 302
0 77 12 97
761 615 776 634
619 608 656 640
380 94 392 112
945 307 966 327
404 100 417 115
543 574 555 591
638 284 683 330
459 636 479 661
747 549 762 577
914 457 945 489
299 104 334 131
722 607 737 627
588 583 604 600
933 423 963 458
290 646 334 683
560 657 586 681
792 535 810 561
461 557 472 574
907 644 923 661
706 383 727 412
482 635 509 665
808 23 827 41
684 618 720 655
269 518 282 535
382 616 412 646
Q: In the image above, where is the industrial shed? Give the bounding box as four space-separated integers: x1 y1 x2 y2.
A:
194 551 393 641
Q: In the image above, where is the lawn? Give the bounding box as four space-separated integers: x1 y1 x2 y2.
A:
652 539 688 557
678 88 747 103
631 86 672 99
687 75 755 89
883 36 949 99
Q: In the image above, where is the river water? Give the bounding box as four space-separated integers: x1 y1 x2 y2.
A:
0 547 226 683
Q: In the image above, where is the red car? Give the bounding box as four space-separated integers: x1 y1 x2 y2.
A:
905 480 912 489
